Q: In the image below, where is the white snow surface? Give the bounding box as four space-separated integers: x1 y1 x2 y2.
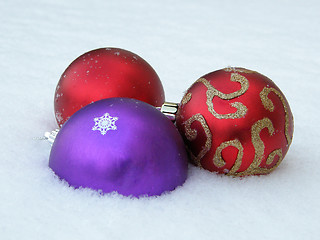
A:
1 0 319 239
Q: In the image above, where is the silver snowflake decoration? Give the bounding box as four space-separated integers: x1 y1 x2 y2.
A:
92 113 118 135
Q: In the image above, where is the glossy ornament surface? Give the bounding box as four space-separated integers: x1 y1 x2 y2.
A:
49 98 188 197
176 67 294 176
54 48 165 127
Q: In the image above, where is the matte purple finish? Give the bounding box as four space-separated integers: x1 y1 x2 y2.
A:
49 98 188 197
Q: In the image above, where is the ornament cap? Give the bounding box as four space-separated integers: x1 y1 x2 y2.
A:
44 129 59 145
159 102 179 121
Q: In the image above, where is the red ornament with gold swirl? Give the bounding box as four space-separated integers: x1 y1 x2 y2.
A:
175 67 294 176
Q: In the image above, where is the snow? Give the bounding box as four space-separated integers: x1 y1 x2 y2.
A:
1 0 319 239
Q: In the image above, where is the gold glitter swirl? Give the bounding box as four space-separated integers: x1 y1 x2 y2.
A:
213 139 244 175
223 67 257 74
181 92 192 105
260 87 292 146
232 118 283 176
197 73 249 119
265 149 283 173
183 114 212 167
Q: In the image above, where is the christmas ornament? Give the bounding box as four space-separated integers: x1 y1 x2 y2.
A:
175 67 294 176
49 98 188 197
54 48 165 127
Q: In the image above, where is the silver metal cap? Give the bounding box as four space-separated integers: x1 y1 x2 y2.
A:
44 129 60 145
159 102 179 122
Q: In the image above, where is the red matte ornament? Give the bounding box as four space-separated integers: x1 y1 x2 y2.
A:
54 48 165 127
176 67 294 176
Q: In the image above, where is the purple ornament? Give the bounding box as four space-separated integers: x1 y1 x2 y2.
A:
49 98 188 197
